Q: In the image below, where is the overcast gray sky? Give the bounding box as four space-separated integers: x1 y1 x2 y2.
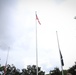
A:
0 0 76 73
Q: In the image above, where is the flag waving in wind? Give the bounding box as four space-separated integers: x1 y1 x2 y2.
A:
59 50 64 66
36 14 41 25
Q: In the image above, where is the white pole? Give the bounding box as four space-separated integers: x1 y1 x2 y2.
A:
5 47 10 66
56 31 64 75
35 11 38 75
4 47 10 75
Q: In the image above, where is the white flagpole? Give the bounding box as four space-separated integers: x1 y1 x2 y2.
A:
35 11 38 75
4 47 10 75
5 47 10 66
56 31 64 75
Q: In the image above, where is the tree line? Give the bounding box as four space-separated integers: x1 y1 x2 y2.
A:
0 64 44 75
0 63 76 75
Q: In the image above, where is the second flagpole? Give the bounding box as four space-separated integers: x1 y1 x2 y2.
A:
35 11 38 75
56 31 64 75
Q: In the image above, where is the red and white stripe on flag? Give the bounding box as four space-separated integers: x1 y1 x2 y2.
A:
36 14 41 25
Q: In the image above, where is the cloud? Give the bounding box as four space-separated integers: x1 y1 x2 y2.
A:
0 0 18 50
52 0 65 4
0 0 76 73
